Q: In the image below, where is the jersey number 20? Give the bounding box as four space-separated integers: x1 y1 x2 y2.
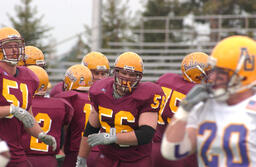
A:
199 122 249 167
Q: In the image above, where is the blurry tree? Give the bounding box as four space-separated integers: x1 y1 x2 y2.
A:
8 0 54 54
137 0 256 43
135 0 193 54
137 0 193 43
63 0 135 61
182 0 256 41
61 35 89 62
140 0 171 43
101 0 135 48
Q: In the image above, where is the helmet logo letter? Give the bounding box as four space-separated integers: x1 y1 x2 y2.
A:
241 48 255 71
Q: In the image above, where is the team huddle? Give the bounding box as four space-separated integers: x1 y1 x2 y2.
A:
0 26 256 167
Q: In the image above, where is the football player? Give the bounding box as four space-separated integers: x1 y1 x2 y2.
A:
81 51 110 82
0 27 56 167
21 65 74 167
161 35 256 166
152 52 211 167
50 51 110 97
54 64 93 167
76 52 164 167
81 51 110 167
17 45 46 68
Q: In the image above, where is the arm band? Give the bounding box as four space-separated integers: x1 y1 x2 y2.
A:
134 125 155 145
83 121 100 137
161 132 191 160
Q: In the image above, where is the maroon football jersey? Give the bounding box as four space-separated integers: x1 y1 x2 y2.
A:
154 73 195 142
50 81 63 97
22 96 74 155
56 90 91 153
89 77 164 162
0 66 39 163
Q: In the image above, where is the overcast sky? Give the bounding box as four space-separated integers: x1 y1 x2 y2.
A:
0 0 142 57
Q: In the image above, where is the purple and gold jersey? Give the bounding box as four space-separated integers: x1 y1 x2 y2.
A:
154 73 195 142
22 96 74 155
0 66 39 163
56 90 91 153
89 77 164 162
50 81 63 97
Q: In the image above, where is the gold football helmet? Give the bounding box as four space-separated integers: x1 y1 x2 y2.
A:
181 52 211 84
0 27 25 65
64 64 92 91
81 51 110 81
114 52 143 93
208 35 256 100
18 46 45 67
27 65 49 95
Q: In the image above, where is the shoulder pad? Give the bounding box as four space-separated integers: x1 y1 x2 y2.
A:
55 90 78 99
89 77 114 96
0 67 6 75
19 66 39 92
157 73 181 85
19 66 39 82
132 82 163 101
50 81 63 97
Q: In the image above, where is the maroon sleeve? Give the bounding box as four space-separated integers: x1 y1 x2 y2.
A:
21 66 40 95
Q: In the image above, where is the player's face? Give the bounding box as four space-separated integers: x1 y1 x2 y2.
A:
116 70 138 95
91 70 109 82
2 41 21 60
207 67 231 90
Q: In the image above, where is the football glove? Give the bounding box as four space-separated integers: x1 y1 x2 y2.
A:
87 128 116 147
38 132 57 151
75 156 87 167
10 104 35 128
180 84 209 112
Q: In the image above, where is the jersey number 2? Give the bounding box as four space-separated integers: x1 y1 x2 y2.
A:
30 113 52 152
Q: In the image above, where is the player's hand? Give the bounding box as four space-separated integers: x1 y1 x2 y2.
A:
180 84 209 112
10 104 35 128
38 132 57 151
87 128 116 147
75 156 87 167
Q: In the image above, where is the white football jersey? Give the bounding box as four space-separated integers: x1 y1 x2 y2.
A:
187 94 256 167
